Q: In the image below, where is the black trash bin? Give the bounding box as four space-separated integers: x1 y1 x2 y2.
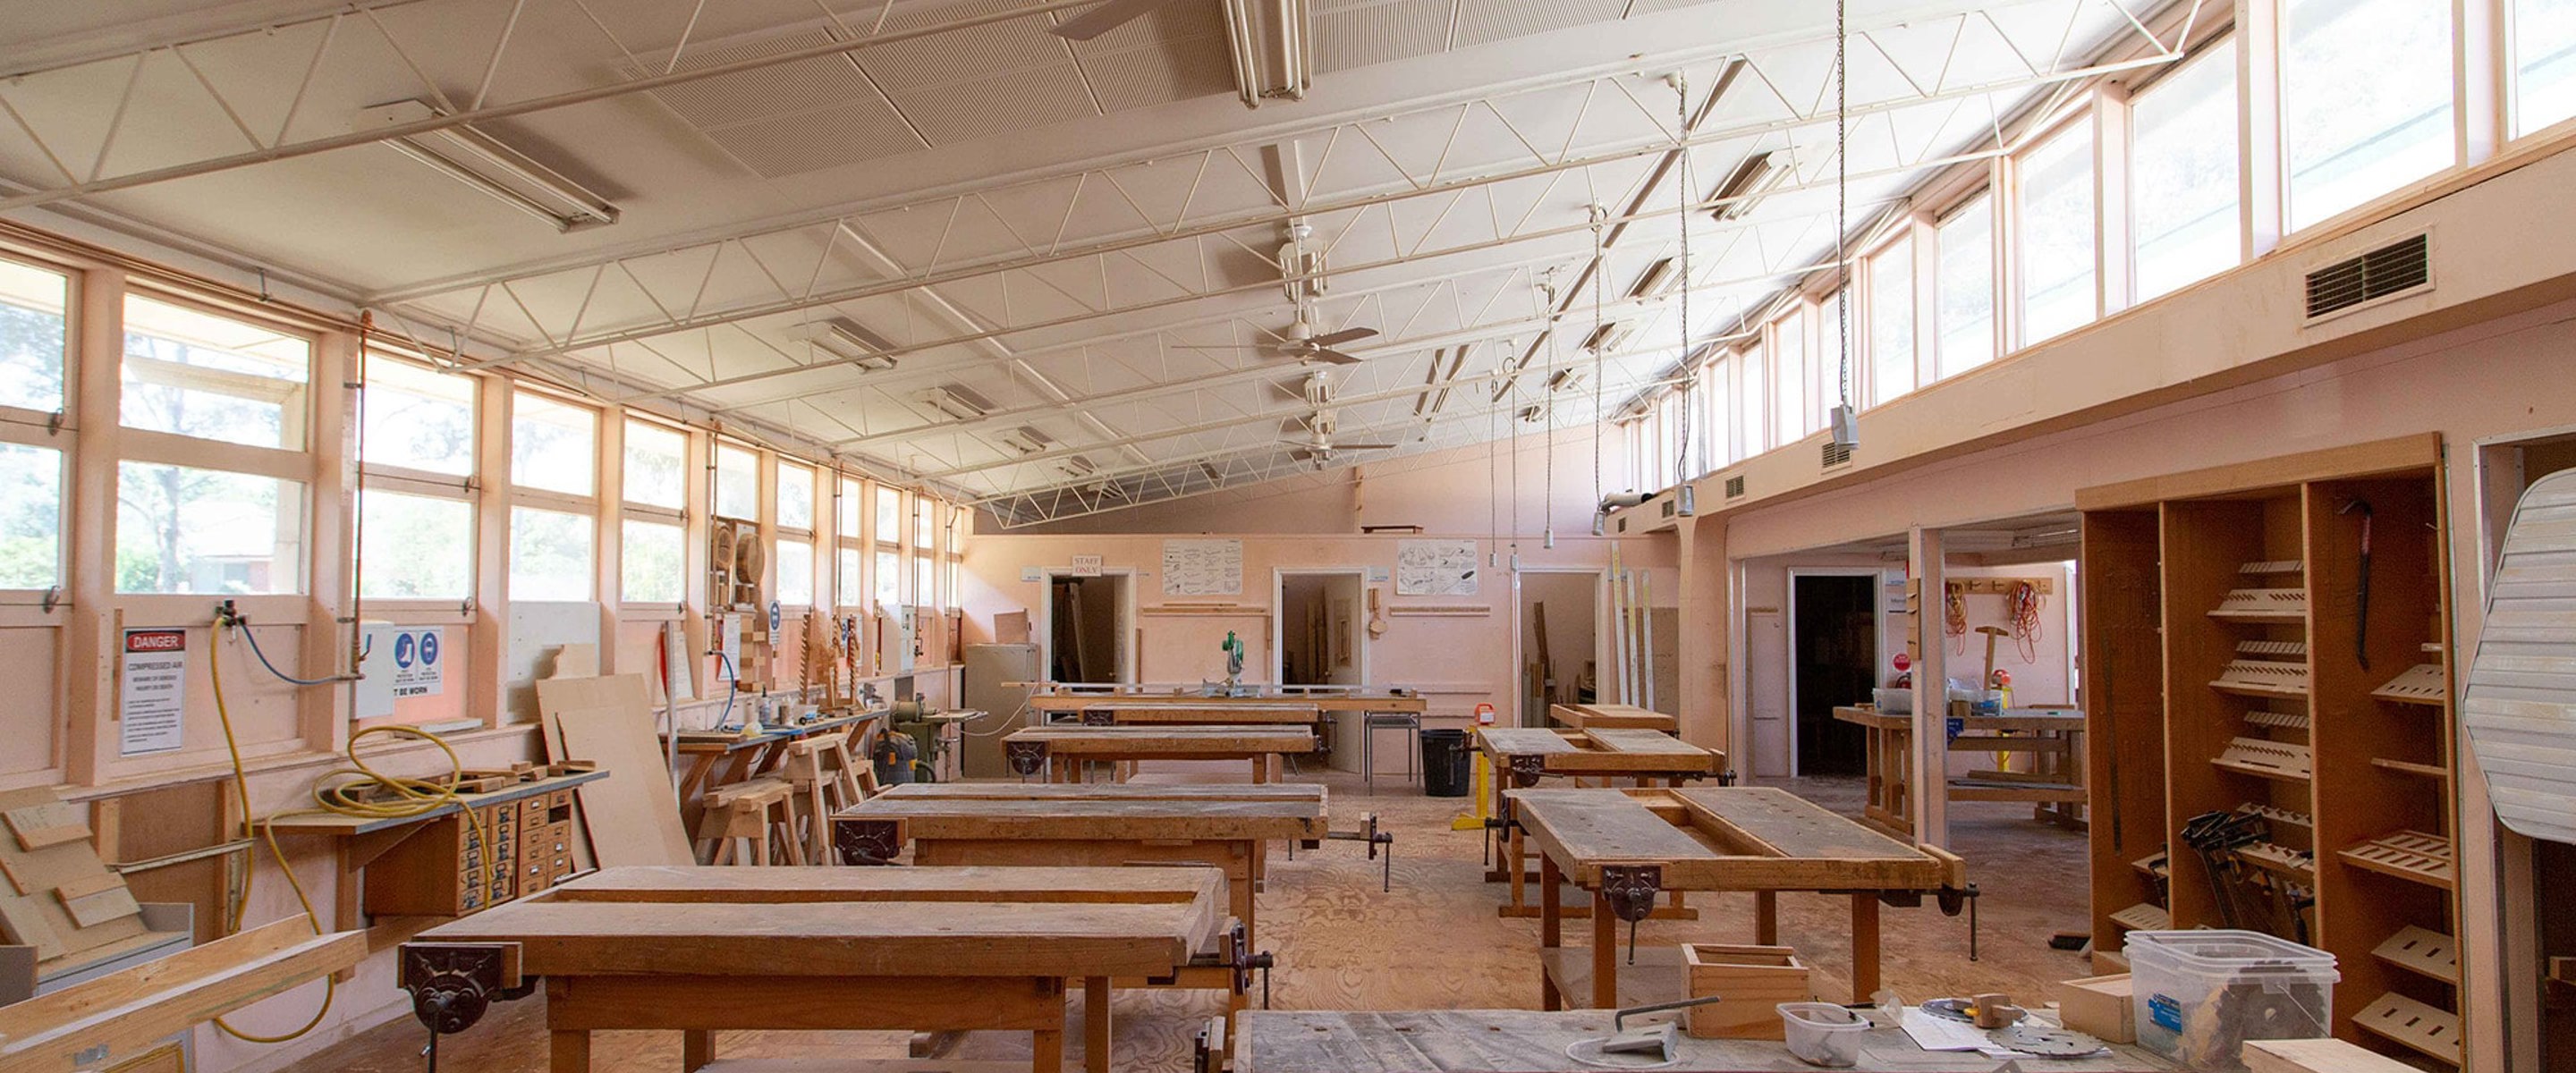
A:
1419 728 1471 798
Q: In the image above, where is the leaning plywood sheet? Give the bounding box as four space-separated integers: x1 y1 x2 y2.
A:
2464 469 2576 844
0 790 145 962
553 706 694 867
536 673 655 871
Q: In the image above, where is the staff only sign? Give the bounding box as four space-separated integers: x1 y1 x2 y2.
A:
119 629 189 756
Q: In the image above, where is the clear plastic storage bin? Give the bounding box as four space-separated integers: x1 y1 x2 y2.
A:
2125 929 2337 1072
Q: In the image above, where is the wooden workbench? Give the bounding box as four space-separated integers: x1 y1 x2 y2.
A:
1546 703 1679 732
835 782 1326 947
262 769 609 934
1235 1010 2174 1072
1829 705 2088 836
1003 724 1316 783
1067 701 1323 726
1474 727 1724 918
408 865 1226 1073
1027 684 1426 718
1508 787 1968 1010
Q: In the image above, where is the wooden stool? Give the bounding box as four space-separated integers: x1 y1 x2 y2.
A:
784 731 866 863
694 778 803 865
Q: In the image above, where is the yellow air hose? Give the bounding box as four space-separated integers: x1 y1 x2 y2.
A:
209 628 488 1043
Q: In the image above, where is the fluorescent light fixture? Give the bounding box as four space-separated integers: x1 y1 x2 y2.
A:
1058 456 1097 478
356 100 617 232
921 384 995 420
813 317 898 371
996 426 1055 455
1221 0 1309 107
1708 150 1787 222
1546 369 1585 393
1580 322 1631 353
1628 258 1677 299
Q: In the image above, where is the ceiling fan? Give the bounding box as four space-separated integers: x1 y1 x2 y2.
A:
1046 0 1185 39
1184 319 1378 365
1280 408 1397 469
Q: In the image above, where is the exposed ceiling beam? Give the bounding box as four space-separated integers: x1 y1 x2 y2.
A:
461 45 2170 366
0 0 1107 214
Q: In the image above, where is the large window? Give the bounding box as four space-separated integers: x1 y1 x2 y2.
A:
875 486 902 544
1867 237 1915 405
1733 345 1767 461
0 259 67 415
511 393 595 496
777 539 815 605
623 420 686 510
2283 0 2454 231
620 419 687 604
2131 39 2242 300
875 548 901 607
2018 122 2097 345
2518 0 2576 135
1770 310 1808 443
621 519 684 604
122 293 310 449
115 462 303 594
509 506 592 601
0 444 63 590
714 443 758 520
776 460 815 607
837 475 867 611
777 460 814 531
361 359 475 477
1935 194 1996 378
915 555 936 608
360 491 471 599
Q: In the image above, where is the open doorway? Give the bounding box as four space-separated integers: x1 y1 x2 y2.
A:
1277 570 1365 686
1046 574 1131 682
1789 571 1877 776
1518 570 1599 726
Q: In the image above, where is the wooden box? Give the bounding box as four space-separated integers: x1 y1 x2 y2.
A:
1682 944 1811 1039
2059 974 2135 1043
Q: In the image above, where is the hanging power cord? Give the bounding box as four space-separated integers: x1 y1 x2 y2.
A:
2007 580 2046 663
1589 207 1607 528
209 604 487 1043
1835 0 1854 418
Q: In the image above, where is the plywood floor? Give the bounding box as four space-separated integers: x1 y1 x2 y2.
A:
299 770 2094 1072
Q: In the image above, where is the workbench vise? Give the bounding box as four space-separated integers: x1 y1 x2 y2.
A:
1323 812 1395 891
399 942 534 1071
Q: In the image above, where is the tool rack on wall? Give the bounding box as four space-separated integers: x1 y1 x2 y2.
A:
2077 435 2463 1068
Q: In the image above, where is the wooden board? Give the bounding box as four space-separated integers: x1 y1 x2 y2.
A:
1475 728 1580 756
1080 703 1319 725
1234 1010 2178 1072
419 865 1223 979
1578 728 1721 773
845 783 1326 841
553 706 694 868
0 790 144 962
1546 704 1677 732
2241 1038 2420 1073
1509 787 1956 891
1005 725 1314 757
0 917 364 1073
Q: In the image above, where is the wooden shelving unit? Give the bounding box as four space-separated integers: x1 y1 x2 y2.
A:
2078 435 2462 1066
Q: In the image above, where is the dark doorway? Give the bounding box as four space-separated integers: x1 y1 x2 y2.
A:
1047 575 1125 682
1792 574 1875 776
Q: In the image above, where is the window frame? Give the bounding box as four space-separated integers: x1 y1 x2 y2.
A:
0 252 75 600
504 389 600 604
618 416 691 611
354 349 479 607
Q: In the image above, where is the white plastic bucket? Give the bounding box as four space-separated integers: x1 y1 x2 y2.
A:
2124 930 2337 1073
1776 1002 1868 1067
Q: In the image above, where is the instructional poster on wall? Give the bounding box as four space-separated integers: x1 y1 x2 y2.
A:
1162 539 1242 596
119 629 189 756
1395 538 1480 596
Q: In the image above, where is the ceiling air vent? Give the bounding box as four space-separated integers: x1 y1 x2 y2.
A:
1660 499 1676 519
2305 233 2430 320
1723 474 1745 500
1821 440 1853 469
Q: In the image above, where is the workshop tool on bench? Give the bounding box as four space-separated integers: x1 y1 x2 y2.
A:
1563 995 1731 1065
2341 498 2375 669
401 943 535 1073
1324 812 1394 891
2180 809 2268 930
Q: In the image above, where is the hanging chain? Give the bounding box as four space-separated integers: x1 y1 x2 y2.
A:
1674 72 1691 482
1836 0 1853 412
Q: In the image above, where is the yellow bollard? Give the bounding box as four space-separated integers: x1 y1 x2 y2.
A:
1451 703 1495 830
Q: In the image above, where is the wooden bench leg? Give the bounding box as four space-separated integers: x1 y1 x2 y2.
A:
1031 1028 1064 1073
1852 894 1880 1002
683 1029 715 1071
1590 889 1617 1009
1755 891 1778 945
1083 976 1112 1073
1539 853 1563 1011
550 1030 591 1073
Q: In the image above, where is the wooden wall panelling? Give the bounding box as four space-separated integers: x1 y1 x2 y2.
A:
2080 509 2168 947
